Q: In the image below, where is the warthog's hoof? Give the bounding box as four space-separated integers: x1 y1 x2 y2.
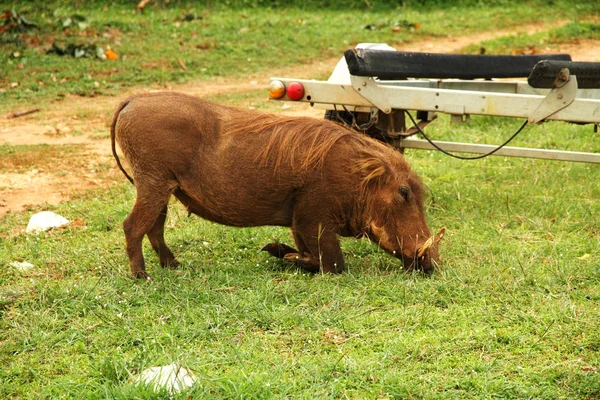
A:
161 258 181 269
134 270 152 280
282 252 322 273
261 242 298 259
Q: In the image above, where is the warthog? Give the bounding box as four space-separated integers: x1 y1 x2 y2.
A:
111 92 443 279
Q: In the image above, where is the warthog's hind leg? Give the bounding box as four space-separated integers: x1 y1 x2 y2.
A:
123 186 172 279
147 205 180 269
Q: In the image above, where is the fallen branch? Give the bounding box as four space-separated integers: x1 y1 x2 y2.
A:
7 108 40 119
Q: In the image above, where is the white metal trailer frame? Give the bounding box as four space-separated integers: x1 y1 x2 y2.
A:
269 44 600 163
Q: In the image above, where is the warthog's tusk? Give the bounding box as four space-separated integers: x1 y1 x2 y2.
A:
417 228 446 257
417 236 434 258
435 227 446 244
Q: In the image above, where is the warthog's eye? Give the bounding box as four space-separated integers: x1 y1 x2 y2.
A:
399 187 410 202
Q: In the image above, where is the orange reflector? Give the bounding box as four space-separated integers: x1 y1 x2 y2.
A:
268 80 286 99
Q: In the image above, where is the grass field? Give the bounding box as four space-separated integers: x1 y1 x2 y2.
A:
2 0 599 107
1 1 600 398
1 116 598 398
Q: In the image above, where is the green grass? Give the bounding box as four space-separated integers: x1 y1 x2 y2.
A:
1 1 598 108
1 115 599 398
463 21 600 54
1 1 600 398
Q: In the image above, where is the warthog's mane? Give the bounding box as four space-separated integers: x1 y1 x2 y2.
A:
222 109 426 210
223 111 388 172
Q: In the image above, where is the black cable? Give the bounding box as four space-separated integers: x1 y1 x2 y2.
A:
404 111 529 160
330 105 376 133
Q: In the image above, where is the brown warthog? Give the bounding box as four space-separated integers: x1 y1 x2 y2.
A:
111 92 442 279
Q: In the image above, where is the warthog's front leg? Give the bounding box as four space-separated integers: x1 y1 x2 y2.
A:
288 223 345 274
261 242 319 272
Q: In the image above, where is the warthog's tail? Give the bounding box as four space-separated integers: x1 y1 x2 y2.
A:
111 99 134 185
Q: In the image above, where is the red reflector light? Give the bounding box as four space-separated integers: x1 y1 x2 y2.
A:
286 81 304 101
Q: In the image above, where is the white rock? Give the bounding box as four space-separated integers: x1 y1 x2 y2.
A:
10 261 34 272
136 363 196 394
25 211 69 234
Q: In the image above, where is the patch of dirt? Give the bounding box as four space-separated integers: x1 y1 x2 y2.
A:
1 24 599 215
0 170 105 212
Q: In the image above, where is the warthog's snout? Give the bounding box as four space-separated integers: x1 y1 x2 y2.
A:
397 228 445 274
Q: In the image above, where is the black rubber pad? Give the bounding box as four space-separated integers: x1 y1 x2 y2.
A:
344 49 572 80
528 60 600 89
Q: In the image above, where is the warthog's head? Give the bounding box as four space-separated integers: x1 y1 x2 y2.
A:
356 155 443 273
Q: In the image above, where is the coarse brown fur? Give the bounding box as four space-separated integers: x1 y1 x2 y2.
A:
111 92 441 279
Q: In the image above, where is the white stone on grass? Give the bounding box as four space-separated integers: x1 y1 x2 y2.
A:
25 211 69 234
10 261 34 272
136 363 196 394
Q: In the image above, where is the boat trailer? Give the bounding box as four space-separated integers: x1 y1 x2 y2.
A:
268 44 600 164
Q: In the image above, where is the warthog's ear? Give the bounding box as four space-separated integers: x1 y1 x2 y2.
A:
355 156 392 189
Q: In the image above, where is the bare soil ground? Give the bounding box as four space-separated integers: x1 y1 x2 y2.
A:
1 24 599 215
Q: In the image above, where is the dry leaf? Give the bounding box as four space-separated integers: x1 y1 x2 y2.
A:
136 0 151 12
105 49 118 60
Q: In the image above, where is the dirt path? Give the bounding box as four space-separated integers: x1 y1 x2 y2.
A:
1 23 599 215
